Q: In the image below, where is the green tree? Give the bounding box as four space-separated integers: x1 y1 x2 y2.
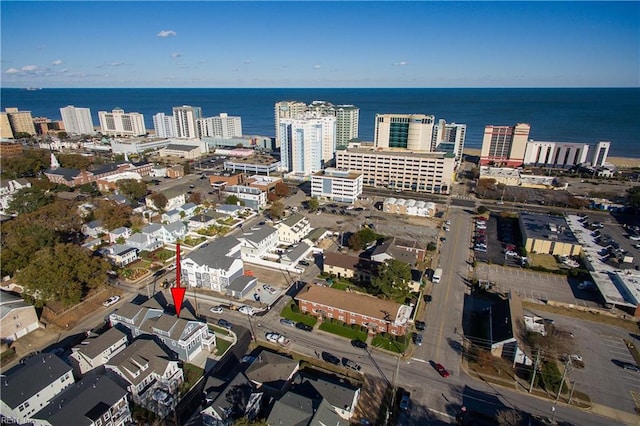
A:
348 232 363 250
116 179 148 201
0 223 59 277
189 192 203 204
274 182 290 198
58 153 92 170
17 243 110 307
1 149 48 179
225 195 244 206
269 201 285 219
6 186 54 215
627 186 640 213
94 200 132 229
58 131 68 140
183 161 191 175
371 259 412 301
149 192 168 210
78 182 100 197
307 197 319 212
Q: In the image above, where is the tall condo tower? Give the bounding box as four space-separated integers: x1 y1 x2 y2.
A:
98 108 146 137
4 108 36 136
274 101 308 149
432 119 466 161
279 114 336 175
173 105 202 139
591 141 611 167
479 123 530 167
153 113 177 138
197 113 242 139
374 114 435 151
60 105 95 135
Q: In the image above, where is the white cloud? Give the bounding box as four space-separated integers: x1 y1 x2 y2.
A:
22 65 39 72
313 64 321 70
52 59 63 66
171 52 183 59
157 30 177 37
243 60 252 64
392 61 408 66
5 68 20 74
109 62 124 67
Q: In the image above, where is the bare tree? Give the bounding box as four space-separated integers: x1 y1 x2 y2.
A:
496 408 522 426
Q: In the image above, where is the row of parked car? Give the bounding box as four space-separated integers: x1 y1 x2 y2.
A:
473 216 488 253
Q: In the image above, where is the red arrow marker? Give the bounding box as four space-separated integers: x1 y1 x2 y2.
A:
171 243 186 317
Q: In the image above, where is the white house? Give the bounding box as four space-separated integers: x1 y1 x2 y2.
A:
221 185 266 211
181 236 246 293
82 220 106 238
142 222 187 244
109 226 132 244
237 226 279 261
275 213 311 244
0 290 41 342
145 191 186 212
69 326 128 376
125 232 163 252
106 338 184 418
102 244 139 266
0 178 31 215
0 354 74 422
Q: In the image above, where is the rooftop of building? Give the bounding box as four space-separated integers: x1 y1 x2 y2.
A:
73 326 127 360
519 212 579 245
339 147 451 159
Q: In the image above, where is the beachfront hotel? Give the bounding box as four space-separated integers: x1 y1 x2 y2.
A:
336 147 455 194
279 113 336 175
60 105 96 135
479 123 531 167
173 105 202 139
374 113 435 152
196 112 242 139
98 108 146 137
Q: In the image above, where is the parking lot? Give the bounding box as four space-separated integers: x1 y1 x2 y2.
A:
473 214 523 267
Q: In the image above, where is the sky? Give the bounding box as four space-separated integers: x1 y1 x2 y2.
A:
1 1 638 88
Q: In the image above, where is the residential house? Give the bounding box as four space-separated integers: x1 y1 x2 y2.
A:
106 338 183 418
31 374 131 426
244 350 299 395
140 222 187 244
0 178 31 215
0 290 41 342
200 372 263 426
102 244 138 267
82 220 106 238
82 238 103 251
279 242 312 267
125 232 162 252
161 209 181 223
227 275 258 299
370 237 425 265
145 189 185 212
266 391 346 426
214 204 246 217
179 202 198 218
108 301 215 362
181 236 245 293
276 213 311 244
322 252 378 283
221 185 266 211
188 211 225 231
295 284 412 336
291 373 361 421
109 227 132 244
69 326 128 376
0 354 74 422
237 226 279 261
150 165 167 178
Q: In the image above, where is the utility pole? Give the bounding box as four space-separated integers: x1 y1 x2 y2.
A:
529 349 541 393
551 358 571 424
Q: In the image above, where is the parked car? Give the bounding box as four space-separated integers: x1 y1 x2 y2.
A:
399 392 411 411
209 306 224 314
280 318 296 327
321 351 341 365
624 363 640 372
342 357 362 372
351 339 368 349
415 320 426 331
263 284 277 294
239 305 255 316
296 322 313 332
277 335 290 346
217 319 233 329
298 260 310 266
241 355 256 363
413 333 423 346
265 332 280 343
103 296 120 307
434 363 450 378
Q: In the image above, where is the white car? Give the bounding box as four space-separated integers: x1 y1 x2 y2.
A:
265 332 281 343
209 306 223 314
277 335 290 346
263 284 277 294
505 251 518 257
239 305 255 316
103 296 120 307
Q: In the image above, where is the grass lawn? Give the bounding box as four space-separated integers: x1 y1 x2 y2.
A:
0 347 16 364
528 253 561 270
180 363 204 395
280 303 317 327
208 324 231 336
371 334 408 354
330 279 367 292
215 338 233 356
318 321 367 341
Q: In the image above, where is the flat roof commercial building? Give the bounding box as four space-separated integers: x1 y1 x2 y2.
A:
518 212 582 256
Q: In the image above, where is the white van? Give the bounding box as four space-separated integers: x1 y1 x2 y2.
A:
432 268 443 284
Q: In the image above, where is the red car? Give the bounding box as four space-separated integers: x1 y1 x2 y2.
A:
435 363 450 378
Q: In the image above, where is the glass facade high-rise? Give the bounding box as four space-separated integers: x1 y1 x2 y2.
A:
374 114 434 151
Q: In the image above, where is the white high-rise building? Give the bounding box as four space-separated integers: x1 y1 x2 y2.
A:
60 105 95 135
197 113 242 139
153 113 177 138
592 141 611 167
374 113 434 151
274 101 308 149
279 114 336 175
432 119 466 162
173 105 202 139
307 101 359 147
98 108 146 137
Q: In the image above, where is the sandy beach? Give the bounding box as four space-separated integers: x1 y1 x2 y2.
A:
463 148 640 169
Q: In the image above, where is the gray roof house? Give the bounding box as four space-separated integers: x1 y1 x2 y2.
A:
276 213 312 244
69 326 128 376
82 220 106 238
125 232 163 252
0 353 74 422
291 373 361 421
188 211 225 231
280 242 312 266
200 372 263 426
101 243 138 267
142 222 187 244
266 392 346 426
108 302 215 363
31 374 131 426
227 275 257 299
237 225 279 261
0 290 41 342
105 338 183 418
109 226 132 243
182 236 247 293
244 350 299 395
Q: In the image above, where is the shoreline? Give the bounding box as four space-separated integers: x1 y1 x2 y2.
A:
462 148 640 169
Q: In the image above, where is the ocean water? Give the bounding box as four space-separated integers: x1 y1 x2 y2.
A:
1 88 639 158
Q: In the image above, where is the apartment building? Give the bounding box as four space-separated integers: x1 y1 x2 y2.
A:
221 185 266 211
197 113 242 139
0 112 13 138
374 113 435 151
336 147 455 194
274 100 308 149
60 105 96 135
308 101 359 148
432 119 466 162
4 107 36 136
173 105 202 139
311 168 363 204
279 114 336 175
275 213 312 244
181 236 246 293
479 123 530 167
98 108 146 137
153 112 177 138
